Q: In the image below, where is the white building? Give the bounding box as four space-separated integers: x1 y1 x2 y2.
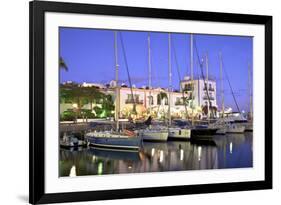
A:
180 76 217 109
117 86 190 118
81 82 106 89
60 78 217 119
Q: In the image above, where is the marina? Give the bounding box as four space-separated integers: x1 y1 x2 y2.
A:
59 28 254 176
59 132 253 176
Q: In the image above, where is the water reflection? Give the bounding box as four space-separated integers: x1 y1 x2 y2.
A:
59 132 253 177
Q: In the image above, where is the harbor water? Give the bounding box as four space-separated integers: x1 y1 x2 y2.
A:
59 132 253 177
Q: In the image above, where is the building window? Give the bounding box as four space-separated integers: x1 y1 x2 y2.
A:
183 83 193 91
164 98 168 105
157 92 168 105
126 94 143 104
148 96 154 105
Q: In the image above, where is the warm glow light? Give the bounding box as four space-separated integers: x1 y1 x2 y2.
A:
72 103 78 108
151 148 155 157
98 162 103 175
92 155 96 162
128 166 132 169
180 149 184 161
69 165 76 177
198 146 202 161
159 150 164 163
230 142 233 154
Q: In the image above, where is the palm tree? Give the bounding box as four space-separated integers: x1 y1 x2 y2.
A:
59 57 68 71
60 83 115 120
156 92 168 119
60 84 87 121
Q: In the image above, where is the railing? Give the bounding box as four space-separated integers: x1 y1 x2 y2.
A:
175 101 185 106
125 99 144 104
203 87 215 91
183 87 193 91
203 96 215 100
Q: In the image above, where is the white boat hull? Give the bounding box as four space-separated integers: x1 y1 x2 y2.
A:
216 127 227 135
168 128 191 140
85 131 141 150
242 122 253 131
226 124 245 133
139 130 169 142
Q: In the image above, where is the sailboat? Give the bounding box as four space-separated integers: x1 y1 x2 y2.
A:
186 34 218 139
137 32 169 142
167 33 191 140
243 62 253 131
85 31 141 151
60 132 87 148
227 62 253 132
212 52 245 134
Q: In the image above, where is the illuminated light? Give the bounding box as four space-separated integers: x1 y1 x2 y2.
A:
92 155 96 162
230 142 233 154
98 162 103 175
72 103 78 108
100 110 106 118
151 148 155 157
198 146 202 161
128 166 132 169
159 150 164 163
180 149 184 161
69 165 76 177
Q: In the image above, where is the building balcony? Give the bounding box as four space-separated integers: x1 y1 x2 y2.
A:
203 96 215 100
183 88 193 92
125 99 144 104
175 101 185 106
203 87 215 91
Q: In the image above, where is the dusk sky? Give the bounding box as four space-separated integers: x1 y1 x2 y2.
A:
59 27 253 112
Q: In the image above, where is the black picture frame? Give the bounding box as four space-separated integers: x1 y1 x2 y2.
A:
29 1 272 204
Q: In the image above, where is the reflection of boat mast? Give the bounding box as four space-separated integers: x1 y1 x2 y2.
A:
114 31 120 131
168 33 172 126
219 52 225 121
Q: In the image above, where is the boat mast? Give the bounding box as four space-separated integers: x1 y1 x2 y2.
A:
172 37 188 119
248 61 253 120
148 32 152 115
219 52 225 121
190 34 194 126
206 53 210 124
114 31 120 131
168 33 172 126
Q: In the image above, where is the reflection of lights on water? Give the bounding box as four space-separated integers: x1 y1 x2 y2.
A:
151 148 155 157
180 149 184 161
159 150 164 163
98 162 103 175
198 146 202 161
230 142 233 154
69 165 76 177
92 155 96 162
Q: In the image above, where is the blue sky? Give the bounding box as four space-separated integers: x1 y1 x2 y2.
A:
59 27 253 112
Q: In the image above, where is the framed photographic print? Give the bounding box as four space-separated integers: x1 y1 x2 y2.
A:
29 0 272 204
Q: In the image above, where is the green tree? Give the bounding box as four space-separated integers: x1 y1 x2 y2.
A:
59 57 68 71
60 83 115 120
